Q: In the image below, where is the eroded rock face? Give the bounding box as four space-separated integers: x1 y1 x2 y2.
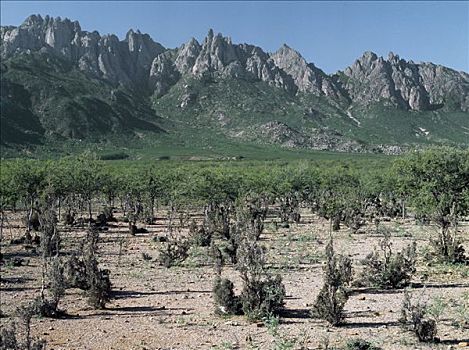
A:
1 15 468 112
271 44 344 99
1 15 165 87
339 51 469 111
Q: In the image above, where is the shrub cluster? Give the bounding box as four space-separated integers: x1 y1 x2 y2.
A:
312 236 352 326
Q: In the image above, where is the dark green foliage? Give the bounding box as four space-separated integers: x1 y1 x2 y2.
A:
236 231 285 320
158 238 190 268
239 274 285 321
0 303 47 350
212 278 241 315
63 229 111 309
344 339 382 350
312 237 352 326
38 207 60 257
189 220 212 247
82 229 111 309
64 253 88 289
394 147 469 264
400 291 438 342
357 227 417 289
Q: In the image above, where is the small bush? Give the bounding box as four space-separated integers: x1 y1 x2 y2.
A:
430 227 467 264
213 277 241 315
62 210 75 226
159 238 190 268
64 253 88 289
209 242 224 275
312 236 352 326
1 302 48 350
357 228 417 289
240 274 285 321
189 220 212 247
236 233 285 320
399 291 438 342
35 257 66 317
63 229 111 309
141 252 152 261
345 339 382 350
38 208 60 257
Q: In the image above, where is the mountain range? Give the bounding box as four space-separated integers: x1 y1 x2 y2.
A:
1 15 468 157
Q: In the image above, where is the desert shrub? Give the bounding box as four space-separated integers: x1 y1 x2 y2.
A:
23 210 41 233
399 291 438 342
236 234 285 320
0 323 18 350
35 257 66 317
312 236 352 326
64 253 88 289
82 229 111 309
279 193 301 224
63 229 111 309
212 220 285 320
85 266 111 309
95 207 115 227
209 242 224 275
38 207 60 257
430 224 467 264
62 209 75 226
343 207 365 234
189 220 212 247
357 227 417 289
141 252 152 261
221 197 267 265
159 237 190 268
239 274 285 321
344 339 382 350
47 257 65 307
394 148 469 265
213 277 241 315
0 302 47 350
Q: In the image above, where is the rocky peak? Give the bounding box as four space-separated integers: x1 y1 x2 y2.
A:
339 50 469 111
174 37 201 73
22 14 44 27
271 43 344 99
192 29 238 75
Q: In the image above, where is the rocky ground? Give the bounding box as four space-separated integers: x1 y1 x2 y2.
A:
1 209 468 350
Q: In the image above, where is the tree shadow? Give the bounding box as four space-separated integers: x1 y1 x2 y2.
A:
278 308 311 322
106 305 167 313
411 282 469 289
342 320 400 329
112 289 211 299
350 287 403 295
440 338 469 345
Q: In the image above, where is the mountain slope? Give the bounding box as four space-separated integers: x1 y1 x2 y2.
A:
1 15 468 156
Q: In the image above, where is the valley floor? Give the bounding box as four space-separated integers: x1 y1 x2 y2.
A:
1 209 468 350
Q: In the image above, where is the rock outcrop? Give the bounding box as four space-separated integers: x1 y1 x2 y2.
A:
2 15 467 111
339 51 469 111
1 14 165 87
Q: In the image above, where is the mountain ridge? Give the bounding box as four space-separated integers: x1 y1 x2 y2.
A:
1 14 468 156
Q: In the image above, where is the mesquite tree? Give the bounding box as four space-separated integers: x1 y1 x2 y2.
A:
394 147 469 263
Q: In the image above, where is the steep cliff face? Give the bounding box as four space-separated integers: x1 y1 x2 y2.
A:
2 15 467 111
1 14 468 153
271 44 346 101
338 51 469 111
1 15 165 87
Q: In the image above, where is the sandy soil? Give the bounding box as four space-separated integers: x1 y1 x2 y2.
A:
1 209 468 350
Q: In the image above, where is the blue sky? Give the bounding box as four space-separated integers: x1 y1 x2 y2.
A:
1 1 468 73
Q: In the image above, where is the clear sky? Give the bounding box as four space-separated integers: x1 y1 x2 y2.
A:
1 1 468 73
